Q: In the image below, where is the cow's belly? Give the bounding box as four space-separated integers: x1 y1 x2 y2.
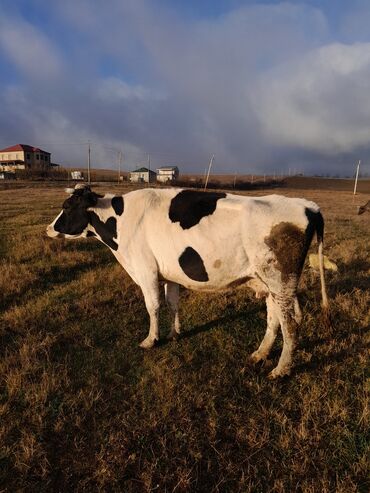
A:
158 241 253 292
144 208 261 292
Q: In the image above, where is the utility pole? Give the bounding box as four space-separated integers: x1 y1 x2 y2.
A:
353 160 361 195
204 154 214 190
87 140 91 184
147 154 151 184
118 150 122 184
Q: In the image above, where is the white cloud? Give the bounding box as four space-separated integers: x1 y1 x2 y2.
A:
253 43 370 154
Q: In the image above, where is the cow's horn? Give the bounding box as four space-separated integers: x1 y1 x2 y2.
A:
74 183 91 191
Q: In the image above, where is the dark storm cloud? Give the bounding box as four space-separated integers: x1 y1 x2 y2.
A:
1 0 370 175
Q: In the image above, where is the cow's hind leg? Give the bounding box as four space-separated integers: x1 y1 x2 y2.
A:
164 282 181 340
268 295 298 379
139 280 160 349
250 294 280 364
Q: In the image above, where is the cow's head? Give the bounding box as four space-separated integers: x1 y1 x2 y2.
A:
47 184 102 239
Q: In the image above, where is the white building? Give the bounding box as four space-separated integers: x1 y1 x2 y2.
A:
129 167 157 183
156 166 179 183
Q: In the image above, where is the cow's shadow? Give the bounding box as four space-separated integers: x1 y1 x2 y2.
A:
157 302 264 347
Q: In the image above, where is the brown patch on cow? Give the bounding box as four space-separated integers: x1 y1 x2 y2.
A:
265 222 306 283
255 290 268 299
226 276 252 289
213 259 222 269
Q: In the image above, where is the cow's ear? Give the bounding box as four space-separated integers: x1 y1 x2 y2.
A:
82 190 102 208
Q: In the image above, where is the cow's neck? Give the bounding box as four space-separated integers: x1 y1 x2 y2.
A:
88 196 119 251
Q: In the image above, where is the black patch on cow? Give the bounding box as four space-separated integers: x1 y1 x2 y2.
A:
86 231 96 237
169 190 226 229
303 208 324 271
54 188 102 236
305 208 324 244
89 212 118 250
54 209 89 236
112 196 124 216
179 247 209 282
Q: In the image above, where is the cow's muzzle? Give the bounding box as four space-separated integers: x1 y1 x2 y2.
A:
46 225 63 238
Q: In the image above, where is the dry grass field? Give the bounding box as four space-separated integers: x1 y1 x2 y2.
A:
0 183 369 492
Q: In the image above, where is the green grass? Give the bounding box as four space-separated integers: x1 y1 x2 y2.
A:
0 185 369 492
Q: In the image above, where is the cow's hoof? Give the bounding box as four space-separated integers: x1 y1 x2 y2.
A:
267 367 291 380
139 337 157 349
249 351 266 364
249 353 274 372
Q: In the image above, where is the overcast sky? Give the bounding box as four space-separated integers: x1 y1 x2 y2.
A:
1 0 370 175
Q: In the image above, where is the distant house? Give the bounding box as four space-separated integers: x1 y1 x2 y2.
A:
0 144 52 171
71 171 84 180
156 166 179 183
129 167 157 183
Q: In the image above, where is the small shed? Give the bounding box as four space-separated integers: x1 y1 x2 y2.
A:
0 171 16 180
156 166 179 183
71 171 84 180
129 167 157 183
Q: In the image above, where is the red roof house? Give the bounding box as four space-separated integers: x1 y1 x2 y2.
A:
0 144 51 171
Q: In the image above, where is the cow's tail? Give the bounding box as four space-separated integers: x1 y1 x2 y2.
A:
315 211 331 330
318 241 328 309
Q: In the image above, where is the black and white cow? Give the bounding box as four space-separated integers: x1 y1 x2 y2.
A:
47 184 329 378
358 200 370 215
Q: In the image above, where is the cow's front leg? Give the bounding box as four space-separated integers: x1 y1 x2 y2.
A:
139 281 160 349
164 282 180 339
